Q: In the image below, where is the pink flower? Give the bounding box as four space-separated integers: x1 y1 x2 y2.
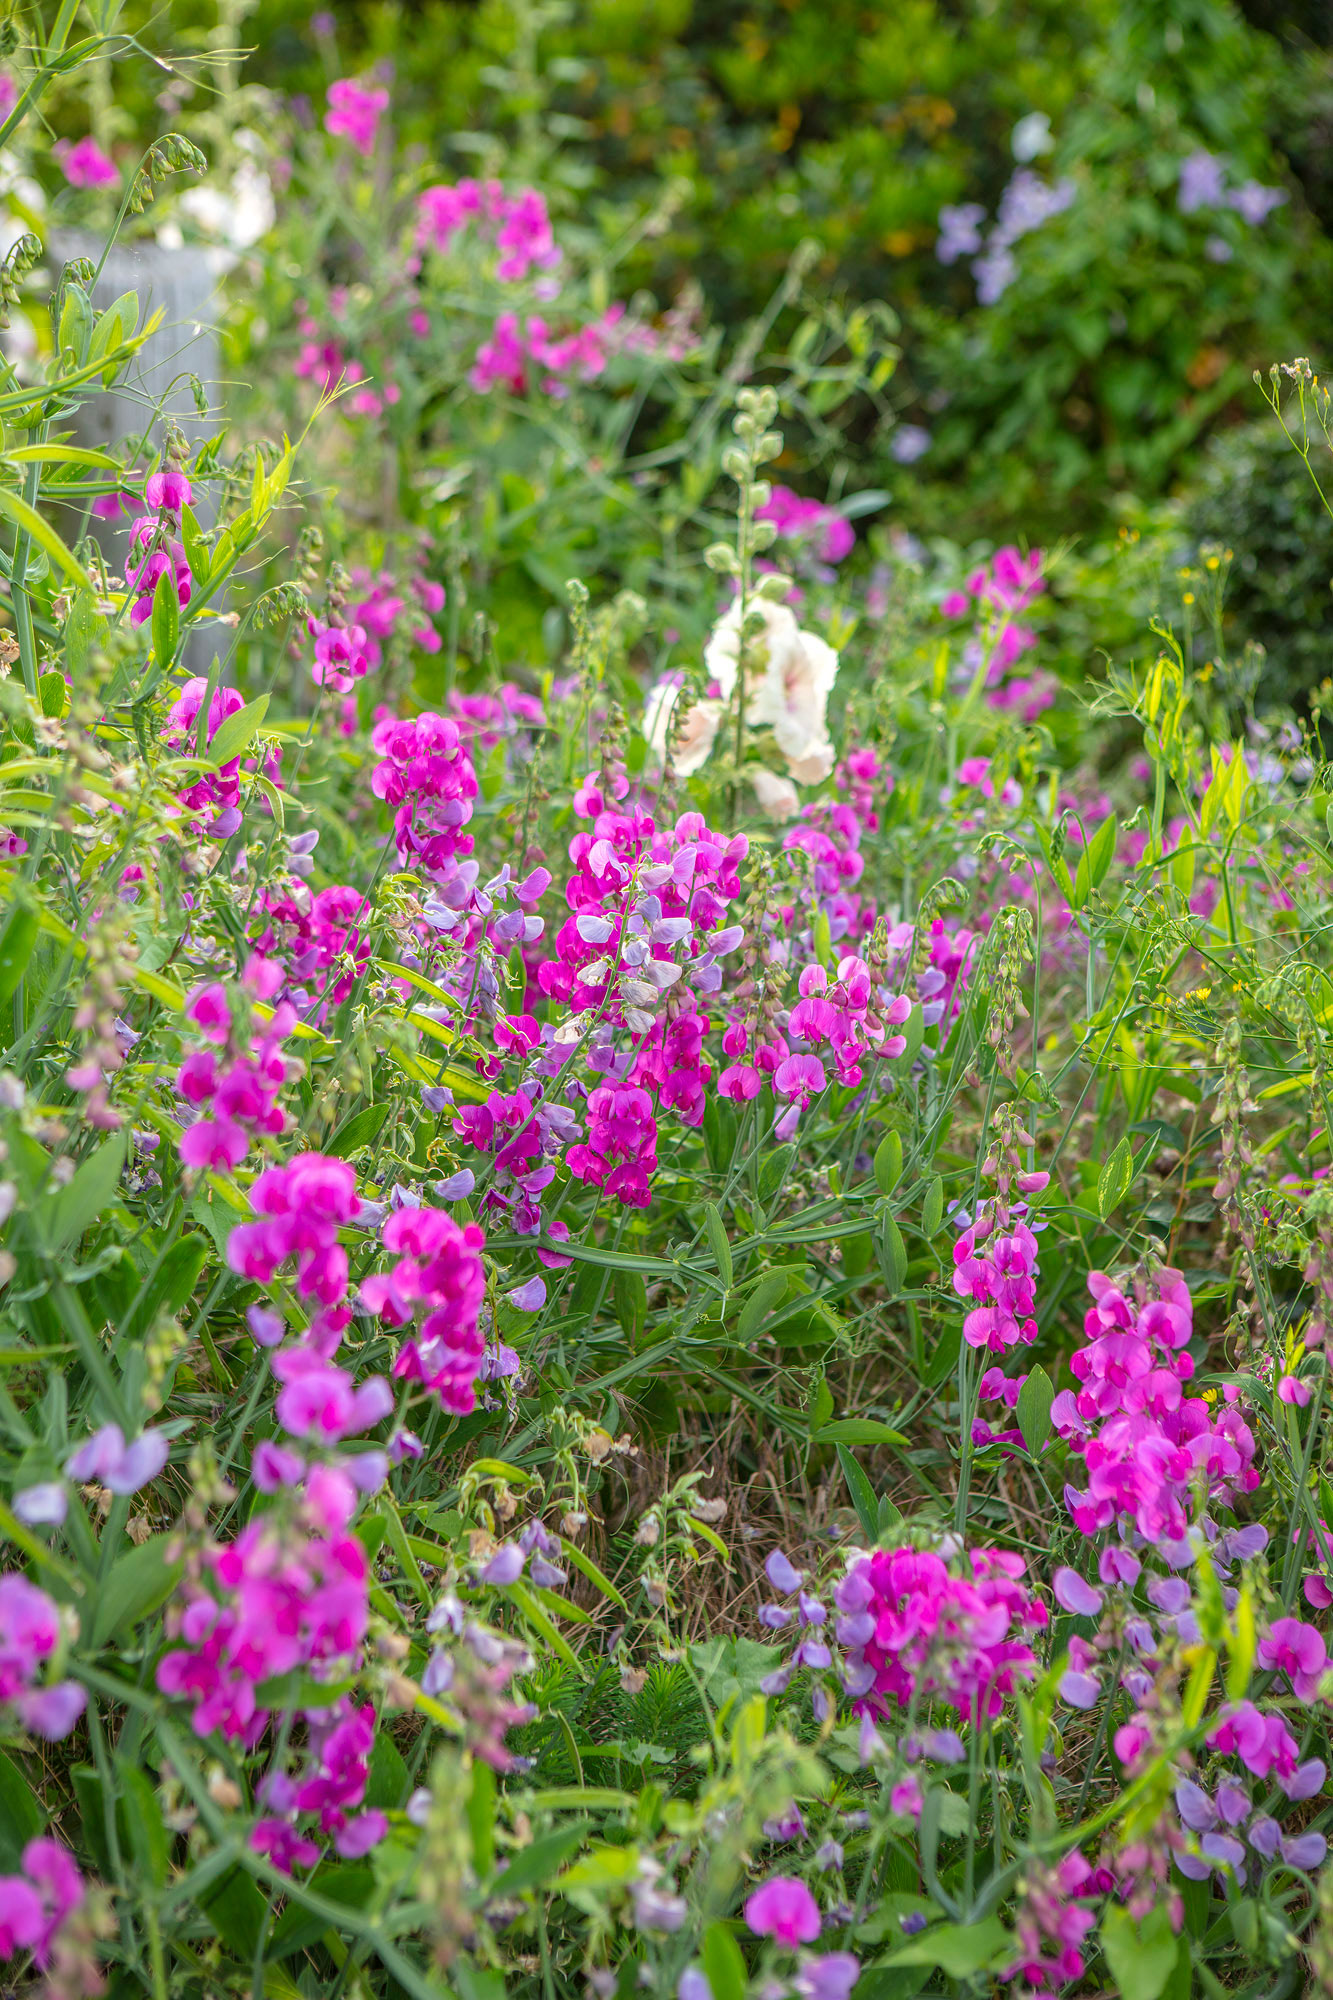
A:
1256 1617 1327 1700
55 135 118 188
774 1053 826 1108
324 77 389 157
0 1577 86 1741
362 1207 489 1416
145 468 192 512
745 1876 821 1948
0 1840 86 1967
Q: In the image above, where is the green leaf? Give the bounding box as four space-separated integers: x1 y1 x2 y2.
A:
38 666 68 717
122 1231 208 1344
151 563 179 667
1086 811 1119 889
873 1130 903 1195
468 1761 496 1878
45 1129 127 1251
875 1214 907 1292
1097 1135 1135 1218
0 1748 43 1868
837 1443 879 1541
814 1418 907 1447
64 590 107 680
1016 1364 1054 1455
702 1922 748 2000
737 1272 790 1342
924 1323 961 1390
703 1202 733 1289
179 502 208 586
91 1533 184 1647
897 1002 926 1066
0 896 38 1008
114 1758 170 1888
325 1102 389 1158
889 1915 1010 1976
921 1175 944 1238
0 483 87 585
205 692 270 771
1100 1903 1179 2000
499 1821 592 1896
199 1866 266 1956
266 1865 375 1960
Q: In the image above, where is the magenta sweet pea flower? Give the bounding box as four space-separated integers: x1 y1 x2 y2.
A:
55 135 118 187
324 77 389 157
745 1876 821 1948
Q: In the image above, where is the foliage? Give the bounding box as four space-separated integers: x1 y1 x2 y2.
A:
86 0 1333 535
4 8 1333 2000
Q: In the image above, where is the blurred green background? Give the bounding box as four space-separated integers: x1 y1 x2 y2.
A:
77 0 1333 700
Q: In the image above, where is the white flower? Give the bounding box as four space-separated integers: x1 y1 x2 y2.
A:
705 595 838 785
750 766 800 821
177 159 276 255
643 678 724 776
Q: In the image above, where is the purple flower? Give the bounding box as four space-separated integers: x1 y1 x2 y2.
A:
12 1484 67 1527
763 1805 808 1842
1058 1669 1100 1709
479 1543 525 1586
936 202 986 264
796 1953 860 2000
1281 1831 1327 1871
65 1424 168 1494
766 1549 804 1594
1052 1566 1103 1616
335 1809 388 1858
1175 1781 1216 1833
507 1276 547 1312
1178 150 1226 213
14 1682 87 1740
1228 180 1287 226
890 425 931 464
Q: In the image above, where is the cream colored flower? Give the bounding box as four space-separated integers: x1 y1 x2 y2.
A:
750 766 800 821
704 596 838 786
643 679 724 776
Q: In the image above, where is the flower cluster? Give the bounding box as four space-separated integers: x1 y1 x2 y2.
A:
156 1485 371 1744
162 675 265 837
836 1545 1047 1723
370 711 479 881
938 169 1076 303
175 956 295 1171
416 178 561 282
225 1153 362 1309
0 1841 91 1980
361 1205 489 1414
253 1698 387 1872
1053 1267 1259 1548
0 1575 86 1741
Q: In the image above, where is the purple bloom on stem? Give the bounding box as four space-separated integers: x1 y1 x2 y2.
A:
765 1549 804 1594
1052 1567 1103 1616
479 1543 525 1586
65 1423 168 1494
